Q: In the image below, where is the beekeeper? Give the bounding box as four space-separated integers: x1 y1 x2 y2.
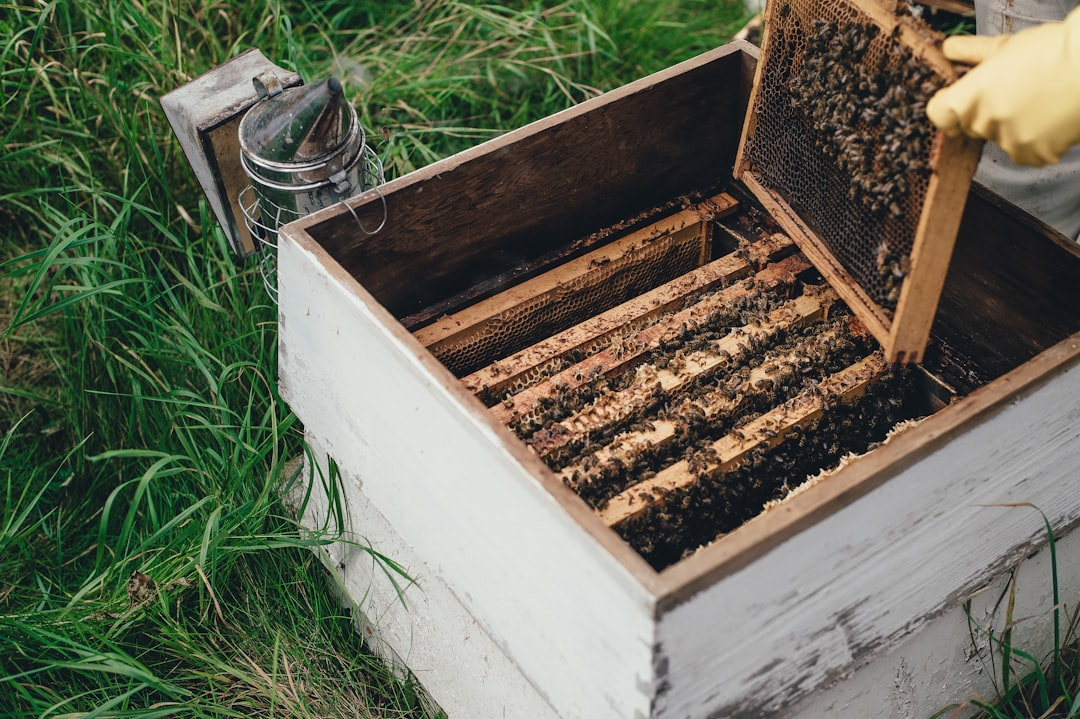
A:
926 0 1080 240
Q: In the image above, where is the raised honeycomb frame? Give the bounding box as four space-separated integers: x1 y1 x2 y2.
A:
735 0 984 363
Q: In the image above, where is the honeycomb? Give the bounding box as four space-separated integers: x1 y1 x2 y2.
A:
739 0 949 313
429 224 708 377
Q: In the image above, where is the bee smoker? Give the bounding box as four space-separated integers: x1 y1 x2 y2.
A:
238 72 383 300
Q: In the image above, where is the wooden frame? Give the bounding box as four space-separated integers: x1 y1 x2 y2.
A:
598 349 888 528
414 198 731 377
459 223 788 400
486 251 812 430
278 41 1080 718
516 283 824 451
734 0 985 363
556 319 848 490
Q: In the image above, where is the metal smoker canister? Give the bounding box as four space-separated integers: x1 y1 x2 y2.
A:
238 73 382 299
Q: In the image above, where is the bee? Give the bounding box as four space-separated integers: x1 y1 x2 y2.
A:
753 378 776 393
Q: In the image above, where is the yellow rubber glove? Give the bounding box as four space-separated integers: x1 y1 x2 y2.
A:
926 8 1080 166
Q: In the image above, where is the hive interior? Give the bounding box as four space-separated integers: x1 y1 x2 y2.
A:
408 190 955 570
294 39 1080 575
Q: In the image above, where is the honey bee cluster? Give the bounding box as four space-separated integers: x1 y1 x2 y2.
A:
792 18 942 306
616 368 910 570
558 310 872 510
496 269 916 570
450 172 944 571
509 289 786 440
793 20 940 223
743 0 947 310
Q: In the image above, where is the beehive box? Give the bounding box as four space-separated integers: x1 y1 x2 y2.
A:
278 41 1080 718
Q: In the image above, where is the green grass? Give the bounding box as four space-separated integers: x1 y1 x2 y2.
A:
0 0 751 715
933 506 1080 719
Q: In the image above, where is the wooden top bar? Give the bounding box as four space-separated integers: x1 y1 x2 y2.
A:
600 351 890 527
490 253 812 428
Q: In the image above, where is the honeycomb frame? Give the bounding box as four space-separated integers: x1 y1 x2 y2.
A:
415 196 737 377
735 0 984 363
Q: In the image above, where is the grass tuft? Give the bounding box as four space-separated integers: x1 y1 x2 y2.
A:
932 505 1080 719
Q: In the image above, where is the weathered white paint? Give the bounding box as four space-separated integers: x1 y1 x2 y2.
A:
278 234 658 719
653 343 1080 718
791 525 1080 718
292 432 561 719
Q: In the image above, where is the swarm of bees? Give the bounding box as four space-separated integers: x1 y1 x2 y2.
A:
616 372 909 569
453 183 935 569
742 0 946 310
793 20 940 222
498 264 916 570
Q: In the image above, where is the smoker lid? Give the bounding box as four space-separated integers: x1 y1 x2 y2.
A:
239 77 354 164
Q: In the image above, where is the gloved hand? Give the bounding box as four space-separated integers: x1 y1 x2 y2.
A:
926 8 1080 166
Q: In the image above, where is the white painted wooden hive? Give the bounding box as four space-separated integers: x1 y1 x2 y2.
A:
278 41 1080 719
